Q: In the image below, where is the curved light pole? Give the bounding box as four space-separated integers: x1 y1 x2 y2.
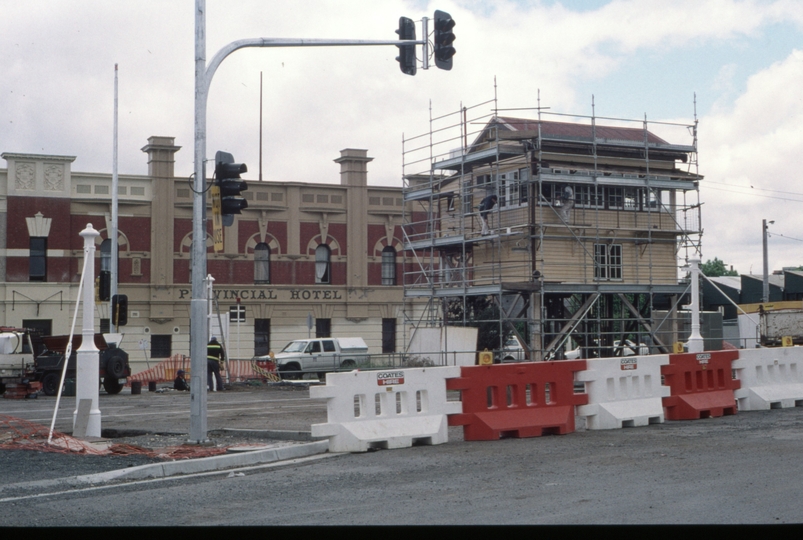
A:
190 0 432 442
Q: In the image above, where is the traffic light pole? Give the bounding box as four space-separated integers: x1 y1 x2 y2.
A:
191 0 431 443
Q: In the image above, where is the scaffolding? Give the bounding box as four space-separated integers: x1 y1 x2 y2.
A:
401 91 703 361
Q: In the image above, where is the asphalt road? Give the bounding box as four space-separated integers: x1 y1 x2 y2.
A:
2 383 802 525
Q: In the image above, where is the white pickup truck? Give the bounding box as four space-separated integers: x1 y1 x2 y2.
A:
261 337 370 379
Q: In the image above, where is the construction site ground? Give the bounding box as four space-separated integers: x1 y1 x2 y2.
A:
2 380 803 524
0 380 331 485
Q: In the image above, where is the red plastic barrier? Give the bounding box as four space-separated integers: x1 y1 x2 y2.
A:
446 361 588 441
661 350 740 420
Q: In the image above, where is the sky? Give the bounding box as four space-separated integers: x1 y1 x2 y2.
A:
2 0 803 277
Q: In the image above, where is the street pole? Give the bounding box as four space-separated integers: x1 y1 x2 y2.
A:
190 0 431 442
110 64 119 334
76 224 101 437
189 0 209 443
762 219 771 303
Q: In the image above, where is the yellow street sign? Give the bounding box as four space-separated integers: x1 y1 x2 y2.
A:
211 184 223 253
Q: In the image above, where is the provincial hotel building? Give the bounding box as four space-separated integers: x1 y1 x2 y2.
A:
1 138 410 370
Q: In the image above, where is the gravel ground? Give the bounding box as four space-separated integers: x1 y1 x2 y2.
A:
0 381 320 487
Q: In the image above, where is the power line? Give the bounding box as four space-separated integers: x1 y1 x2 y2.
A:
704 180 803 197
703 185 803 203
770 232 803 243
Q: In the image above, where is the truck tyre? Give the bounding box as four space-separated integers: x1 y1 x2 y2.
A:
103 376 124 395
341 360 356 370
42 373 60 396
106 355 126 379
280 363 302 380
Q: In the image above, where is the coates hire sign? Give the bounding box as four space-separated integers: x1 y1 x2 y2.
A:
377 371 405 386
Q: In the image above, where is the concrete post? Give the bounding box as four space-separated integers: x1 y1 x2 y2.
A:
76 223 101 437
686 258 704 353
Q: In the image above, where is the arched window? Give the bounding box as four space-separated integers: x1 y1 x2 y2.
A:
381 246 397 285
315 244 331 284
100 239 112 272
254 242 270 284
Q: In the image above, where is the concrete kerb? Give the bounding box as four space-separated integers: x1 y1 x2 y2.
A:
0 440 331 494
211 428 327 442
98 439 331 481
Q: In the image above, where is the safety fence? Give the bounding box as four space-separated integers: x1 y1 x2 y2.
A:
447 361 588 440
733 348 803 411
577 355 670 430
310 347 803 452
311 367 461 452
127 355 279 386
661 350 740 420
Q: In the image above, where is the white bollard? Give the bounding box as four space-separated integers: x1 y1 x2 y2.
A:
576 355 671 430
75 224 101 438
311 366 462 453
733 347 803 411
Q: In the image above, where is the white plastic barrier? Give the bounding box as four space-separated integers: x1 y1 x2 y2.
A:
733 347 803 411
311 366 462 453
576 355 670 430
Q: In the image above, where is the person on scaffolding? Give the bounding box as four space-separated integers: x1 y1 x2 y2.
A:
173 369 190 391
478 194 498 235
207 336 226 391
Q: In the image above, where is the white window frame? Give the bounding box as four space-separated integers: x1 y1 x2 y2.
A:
575 184 603 209
594 243 623 281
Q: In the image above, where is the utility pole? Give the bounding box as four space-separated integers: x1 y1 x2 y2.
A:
762 219 773 303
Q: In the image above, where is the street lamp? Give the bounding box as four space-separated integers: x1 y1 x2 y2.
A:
762 219 774 303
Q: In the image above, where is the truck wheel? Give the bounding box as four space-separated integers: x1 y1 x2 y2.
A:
42 373 60 396
280 364 302 380
106 355 126 379
341 360 356 370
103 377 124 395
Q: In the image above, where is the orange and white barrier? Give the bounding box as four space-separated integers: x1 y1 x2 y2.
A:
128 355 191 384
733 347 803 411
662 350 740 420
576 355 670 430
311 367 461 453
447 361 588 440
128 355 276 385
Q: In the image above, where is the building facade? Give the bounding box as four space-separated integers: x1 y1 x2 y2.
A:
1 139 412 371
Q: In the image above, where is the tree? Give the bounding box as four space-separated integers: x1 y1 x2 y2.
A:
701 257 739 277
444 296 506 352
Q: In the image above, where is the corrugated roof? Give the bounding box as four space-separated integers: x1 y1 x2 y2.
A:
496 116 670 145
744 274 785 288
709 276 741 291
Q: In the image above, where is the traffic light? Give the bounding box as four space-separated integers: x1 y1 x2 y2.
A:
98 270 111 302
214 151 248 225
531 157 541 176
112 294 128 326
433 10 456 70
395 17 416 76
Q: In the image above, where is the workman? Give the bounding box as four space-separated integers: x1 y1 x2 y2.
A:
478 194 498 235
207 336 225 391
173 369 190 391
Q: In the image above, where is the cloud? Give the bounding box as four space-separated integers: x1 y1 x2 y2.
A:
1 0 802 275
700 48 803 272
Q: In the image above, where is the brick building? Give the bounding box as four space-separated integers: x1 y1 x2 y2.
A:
1 138 411 371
